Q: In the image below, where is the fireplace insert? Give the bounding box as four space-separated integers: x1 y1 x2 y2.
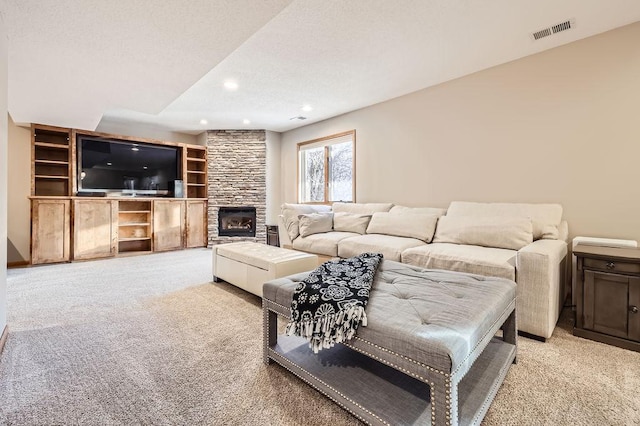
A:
218 207 256 237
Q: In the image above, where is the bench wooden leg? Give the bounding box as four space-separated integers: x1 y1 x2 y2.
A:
263 302 277 365
431 374 458 425
502 308 517 364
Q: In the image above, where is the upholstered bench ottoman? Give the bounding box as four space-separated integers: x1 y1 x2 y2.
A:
263 260 517 425
212 242 318 297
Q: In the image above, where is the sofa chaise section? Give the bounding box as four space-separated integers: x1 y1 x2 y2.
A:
402 202 568 340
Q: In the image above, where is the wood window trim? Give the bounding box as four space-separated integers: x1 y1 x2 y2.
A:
296 130 356 204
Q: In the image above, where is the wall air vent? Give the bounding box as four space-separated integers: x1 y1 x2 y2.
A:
289 116 307 121
531 19 574 41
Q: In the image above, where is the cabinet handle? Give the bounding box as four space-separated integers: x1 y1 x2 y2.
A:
630 306 639 314
606 262 615 269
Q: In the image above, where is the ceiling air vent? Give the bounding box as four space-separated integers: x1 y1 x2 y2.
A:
289 116 307 121
531 19 574 41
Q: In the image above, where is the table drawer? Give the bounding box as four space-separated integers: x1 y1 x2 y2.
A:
583 258 640 274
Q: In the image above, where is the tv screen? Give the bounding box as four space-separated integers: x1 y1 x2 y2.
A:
78 136 179 196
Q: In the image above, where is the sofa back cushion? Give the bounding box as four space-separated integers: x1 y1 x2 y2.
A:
366 212 439 243
298 212 334 238
433 216 533 250
446 201 562 240
333 212 371 234
281 203 332 241
332 202 393 214
390 205 447 217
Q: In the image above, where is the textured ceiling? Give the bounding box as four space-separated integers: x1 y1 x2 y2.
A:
2 0 640 133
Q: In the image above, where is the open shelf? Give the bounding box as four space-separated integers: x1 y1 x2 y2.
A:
118 239 152 253
185 146 207 198
33 125 71 196
117 200 152 254
34 142 70 150
35 175 69 179
35 159 69 166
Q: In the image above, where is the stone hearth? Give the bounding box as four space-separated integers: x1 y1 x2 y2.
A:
207 130 266 246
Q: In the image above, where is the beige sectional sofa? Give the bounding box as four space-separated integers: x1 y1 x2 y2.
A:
278 201 569 340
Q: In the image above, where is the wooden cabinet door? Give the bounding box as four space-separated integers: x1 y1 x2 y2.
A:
73 200 117 260
31 199 71 264
583 270 630 339
153 200 185 251
185 200 207 248
629 278 640 341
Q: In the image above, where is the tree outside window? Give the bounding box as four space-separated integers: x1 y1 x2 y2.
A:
298 131 355 204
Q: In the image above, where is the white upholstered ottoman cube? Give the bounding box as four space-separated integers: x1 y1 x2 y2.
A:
212 242 318 297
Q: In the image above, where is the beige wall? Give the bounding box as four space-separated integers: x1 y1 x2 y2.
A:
265 130 282 225
7 116 30 263
281 22 640 243
1 11 9 336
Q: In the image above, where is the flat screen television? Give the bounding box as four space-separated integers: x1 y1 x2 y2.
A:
77 136 179 197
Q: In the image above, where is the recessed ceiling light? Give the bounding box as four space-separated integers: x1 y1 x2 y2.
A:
223 80 238 91
143 166 148 170
200 119 208 125
243 119 251 125
106 162 112 166
302 104 313 112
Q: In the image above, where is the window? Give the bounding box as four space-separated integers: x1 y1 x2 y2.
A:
298 130 355 204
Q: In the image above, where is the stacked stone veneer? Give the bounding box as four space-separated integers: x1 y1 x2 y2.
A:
207 130 266 246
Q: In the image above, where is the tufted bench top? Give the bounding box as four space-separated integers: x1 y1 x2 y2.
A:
216 241 316 271
263 259 516 374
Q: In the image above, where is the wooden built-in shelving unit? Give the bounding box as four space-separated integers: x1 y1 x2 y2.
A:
32 125 72 196
29 124 209 264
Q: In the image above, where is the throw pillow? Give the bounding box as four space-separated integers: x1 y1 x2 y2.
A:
433 216 533 250
365 212 439 242
298 212 334 238
333 212 371 234
281 203 331 241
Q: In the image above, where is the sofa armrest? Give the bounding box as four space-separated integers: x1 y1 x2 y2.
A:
516 239 568 339
278 215 293 248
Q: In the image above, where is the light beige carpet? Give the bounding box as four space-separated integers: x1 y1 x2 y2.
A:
0 249 638 425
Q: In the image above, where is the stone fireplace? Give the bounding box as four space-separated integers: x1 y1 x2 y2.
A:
207 130 266 245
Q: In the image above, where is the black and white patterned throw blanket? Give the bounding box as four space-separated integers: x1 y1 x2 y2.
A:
285 252 383 353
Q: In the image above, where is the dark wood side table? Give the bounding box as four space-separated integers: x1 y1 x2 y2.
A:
573 244 640 352
266 225 279 247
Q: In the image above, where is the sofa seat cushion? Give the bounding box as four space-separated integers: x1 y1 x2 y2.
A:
293 231 360 257
338 234 425 262
433 216 533 250
402 243 516 281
